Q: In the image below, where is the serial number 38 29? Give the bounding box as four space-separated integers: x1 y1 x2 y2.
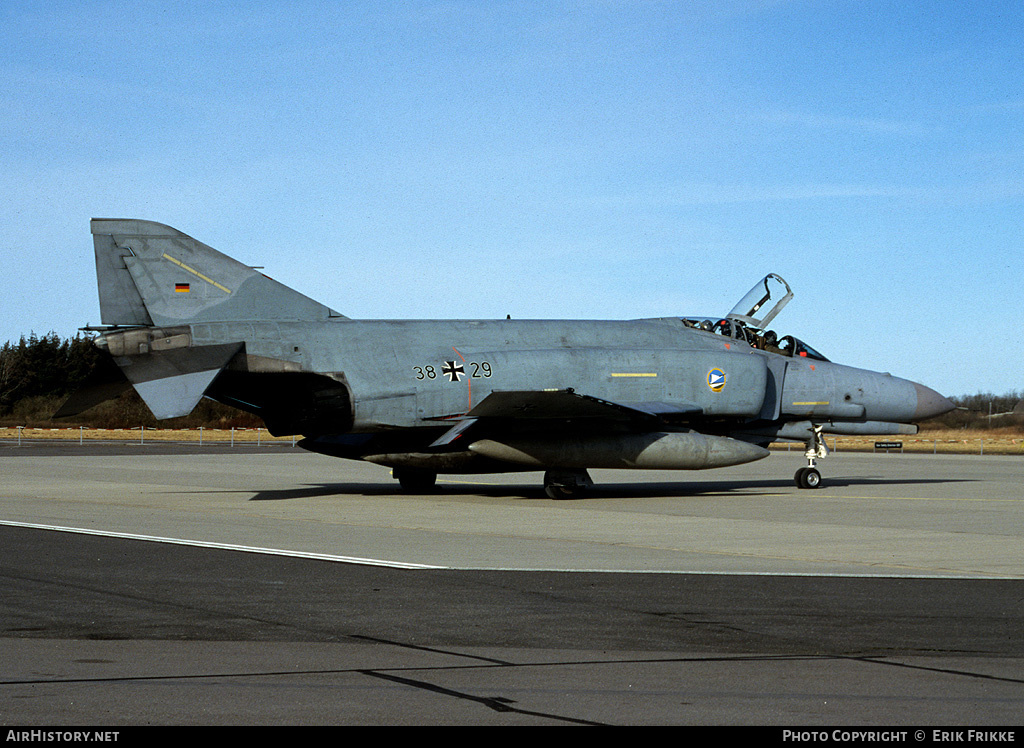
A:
413 361 493 380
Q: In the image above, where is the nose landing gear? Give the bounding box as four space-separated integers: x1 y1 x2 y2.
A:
795 465 822 489
795 425 828 489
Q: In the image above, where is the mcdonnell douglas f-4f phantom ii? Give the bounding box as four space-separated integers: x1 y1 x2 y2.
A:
60 219 954 498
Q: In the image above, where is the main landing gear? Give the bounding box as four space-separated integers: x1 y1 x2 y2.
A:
393 466 437 493
543 469 594 500
795 425 828 489
394 466 595 499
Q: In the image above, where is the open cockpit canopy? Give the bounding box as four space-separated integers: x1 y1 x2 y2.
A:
681 274 829 361
726 273 793 330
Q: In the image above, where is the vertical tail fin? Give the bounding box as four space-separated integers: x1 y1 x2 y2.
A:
91 219 344 326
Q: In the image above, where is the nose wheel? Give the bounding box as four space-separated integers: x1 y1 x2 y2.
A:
795 466 822 489
795 425 827 489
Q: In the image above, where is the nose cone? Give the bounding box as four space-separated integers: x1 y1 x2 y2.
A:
913 382 955 420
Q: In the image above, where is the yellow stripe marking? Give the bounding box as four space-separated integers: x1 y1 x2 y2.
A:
611 373 658 378
162 253 232 294
793 401 829 405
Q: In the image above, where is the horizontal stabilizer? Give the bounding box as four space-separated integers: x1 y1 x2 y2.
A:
114 342 242 420
133 369 222 420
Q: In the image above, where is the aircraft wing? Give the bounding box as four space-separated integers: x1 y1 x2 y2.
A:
429 389 702 447
470 389 701 421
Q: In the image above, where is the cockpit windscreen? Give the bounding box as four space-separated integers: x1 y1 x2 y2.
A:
679 317 830 361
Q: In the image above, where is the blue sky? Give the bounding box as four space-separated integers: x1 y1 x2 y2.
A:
2 1 1021 397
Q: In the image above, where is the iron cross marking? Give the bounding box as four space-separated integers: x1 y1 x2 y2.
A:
442 361 465 383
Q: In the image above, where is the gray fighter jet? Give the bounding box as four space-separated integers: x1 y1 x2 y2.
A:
61 219 954 498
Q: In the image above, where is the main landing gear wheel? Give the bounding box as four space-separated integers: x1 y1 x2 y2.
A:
393 467 437 493
545 484 583 500
543 469 594 500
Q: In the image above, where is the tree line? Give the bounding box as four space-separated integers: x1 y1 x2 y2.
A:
936 390 1024 431
1 332 1020 431
1 332 100 417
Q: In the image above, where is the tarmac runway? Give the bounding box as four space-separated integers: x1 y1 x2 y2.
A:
1 443 1022 726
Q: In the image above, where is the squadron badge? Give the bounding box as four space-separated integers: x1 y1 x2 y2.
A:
707 368 726 392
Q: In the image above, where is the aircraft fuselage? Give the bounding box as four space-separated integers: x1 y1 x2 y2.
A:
107 315 941 439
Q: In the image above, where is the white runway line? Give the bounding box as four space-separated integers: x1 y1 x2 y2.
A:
2 519 1015 579
0 519 447 570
